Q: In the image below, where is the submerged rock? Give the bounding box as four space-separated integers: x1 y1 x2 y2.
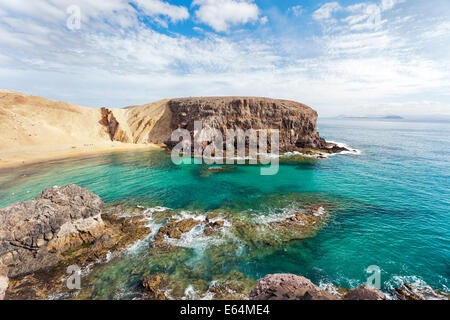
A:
199 166 236 176
142 274 168 300
232 206 329 249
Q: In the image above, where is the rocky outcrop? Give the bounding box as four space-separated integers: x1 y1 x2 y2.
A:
0 262 8 300
4 202 151 300
343 285 386 300
249 274 338 300
100 107 131 143
0 185 105 277
153 218 202 247
250 274 386 300
392 282 449 300
149 97 327 152
142 274 167 300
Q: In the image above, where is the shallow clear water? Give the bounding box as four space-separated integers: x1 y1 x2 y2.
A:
1 119 449 297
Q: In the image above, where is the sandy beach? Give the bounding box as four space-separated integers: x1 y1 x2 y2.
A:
0 143 163 169
0 90 167 169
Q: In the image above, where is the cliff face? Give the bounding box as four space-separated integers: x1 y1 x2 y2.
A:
99 107 131 143
149 97 327 152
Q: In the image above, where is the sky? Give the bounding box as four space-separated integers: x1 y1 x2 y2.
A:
0 0 449 117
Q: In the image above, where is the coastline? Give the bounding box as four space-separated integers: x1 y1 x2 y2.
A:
0 143 164 169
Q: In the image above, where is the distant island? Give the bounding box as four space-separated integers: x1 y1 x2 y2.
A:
335 115 404 120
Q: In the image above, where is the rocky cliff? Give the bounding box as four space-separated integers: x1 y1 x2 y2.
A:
149 97 327 152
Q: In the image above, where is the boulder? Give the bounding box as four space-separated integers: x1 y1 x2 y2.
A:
249 274 338 300
343 285 386 300
0 185 105 277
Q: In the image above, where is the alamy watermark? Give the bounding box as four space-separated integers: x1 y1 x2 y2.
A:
66 265 81 290
366 265 381 289
170 121 280 175
66 5 81 31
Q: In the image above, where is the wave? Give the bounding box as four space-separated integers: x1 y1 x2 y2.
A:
385 275 449 300
326 141 362 156
164 211 236 251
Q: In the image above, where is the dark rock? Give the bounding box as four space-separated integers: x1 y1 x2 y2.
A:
211 220 225 229
392 282 449 300
142 274 168 300
249 274 339 300
204 227 213 236
343 285 386 300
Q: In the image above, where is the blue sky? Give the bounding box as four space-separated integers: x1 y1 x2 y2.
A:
0 0 449 117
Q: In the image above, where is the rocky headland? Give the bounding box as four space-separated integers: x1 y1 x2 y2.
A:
0 91 351 168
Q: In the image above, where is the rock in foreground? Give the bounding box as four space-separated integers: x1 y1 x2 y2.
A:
0 185 105 277
250 274 386 300
343 285 386 300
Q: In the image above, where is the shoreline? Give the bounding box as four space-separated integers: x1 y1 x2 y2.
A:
0 143 164 170
0 140 359 170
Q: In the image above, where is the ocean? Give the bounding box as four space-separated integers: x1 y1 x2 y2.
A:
1 119 449 299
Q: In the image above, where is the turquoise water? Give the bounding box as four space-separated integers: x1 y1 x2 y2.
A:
1 119 449 297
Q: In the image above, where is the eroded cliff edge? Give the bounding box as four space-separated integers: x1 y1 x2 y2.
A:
147 97 328 152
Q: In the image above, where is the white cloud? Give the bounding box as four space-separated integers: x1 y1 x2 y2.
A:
0 0 188 29
381 0 405 11
289 5 304 17
344 3 383 31
0 0 448 118
312 2 342 21
134 0 189 22
192 0 260 32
